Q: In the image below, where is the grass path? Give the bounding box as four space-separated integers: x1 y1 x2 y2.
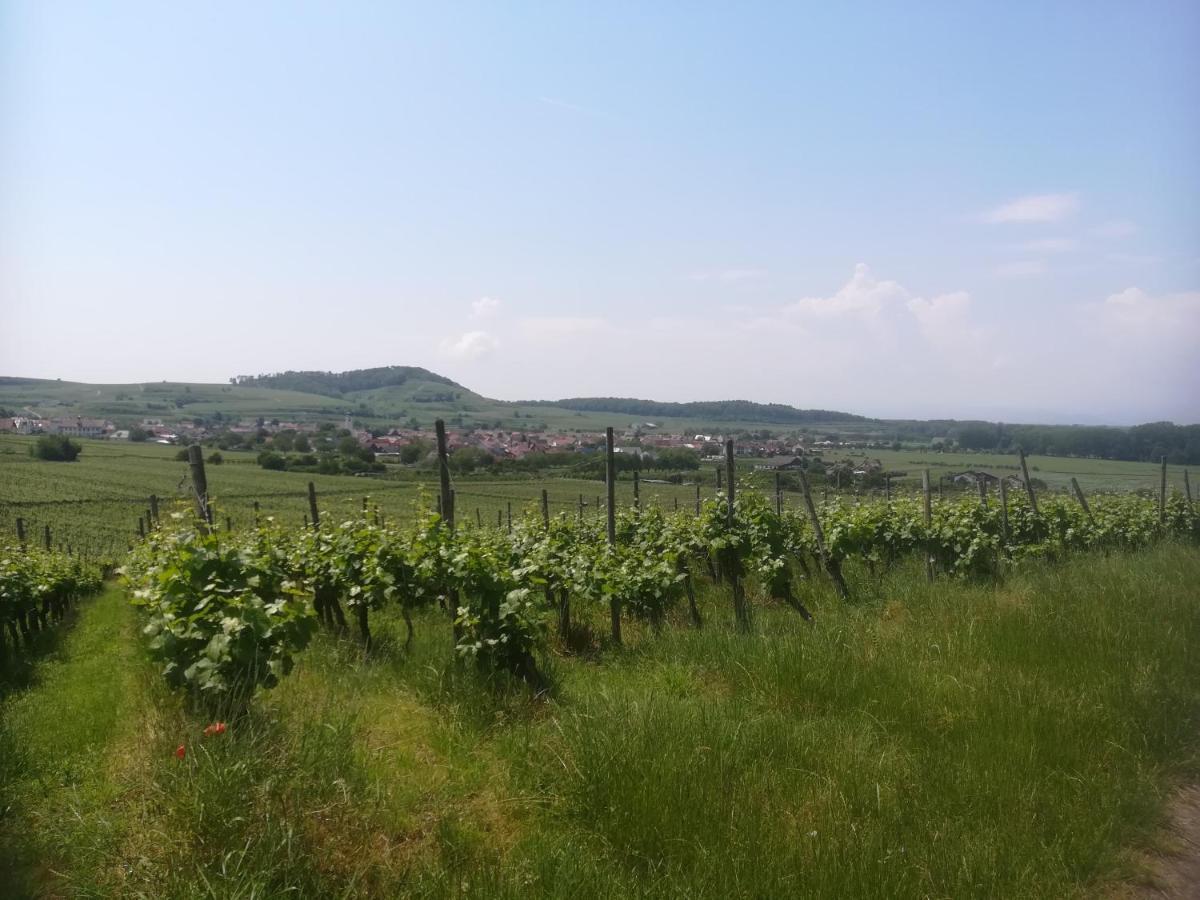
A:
0 583 149 896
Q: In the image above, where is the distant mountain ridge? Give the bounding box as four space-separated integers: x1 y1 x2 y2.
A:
530 397 869 425
231 367 462 398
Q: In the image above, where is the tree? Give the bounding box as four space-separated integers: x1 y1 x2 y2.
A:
207 451 224 465
257 451 286 471
31 434 82 461
129 426 149 442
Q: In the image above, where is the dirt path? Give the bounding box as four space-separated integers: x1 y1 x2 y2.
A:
1121 786 1200 898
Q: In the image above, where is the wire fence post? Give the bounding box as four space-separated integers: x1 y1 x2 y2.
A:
605 426 621 645
435 419 453 533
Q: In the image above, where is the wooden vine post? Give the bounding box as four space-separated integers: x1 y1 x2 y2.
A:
633 470 640 510
1185 470 1194 513
149 494 159 525
137 517 145 540
605 427 621 644
775 472 782 516
998 478 1010 544
695 482 701 515
435 419 453 533
578 493 584 520
507 501 512 532
1016 447 1039 516
797 465 849 600
43 524 51 552
921 469 934 582
1070 477 1094 525
541 489 550 527
977 476 988 509
726 439 750 630
307 482 320 529
1160 456 1167 525
15 517 25 548
186 444 212 530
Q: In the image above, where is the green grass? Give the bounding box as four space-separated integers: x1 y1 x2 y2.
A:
2 547 1199 897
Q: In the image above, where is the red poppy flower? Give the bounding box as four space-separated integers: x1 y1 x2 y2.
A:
203 722 227 737
175 744 186 760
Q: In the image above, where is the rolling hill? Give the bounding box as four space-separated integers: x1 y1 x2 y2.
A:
0 371 870 434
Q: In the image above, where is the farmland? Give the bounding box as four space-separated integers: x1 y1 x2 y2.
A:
2 424 1199 898
0 434 1190 559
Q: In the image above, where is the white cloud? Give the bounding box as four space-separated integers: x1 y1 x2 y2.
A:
1100 287 1200 336
993 260 1046 278
470 296 501 319
439 330 498 360
981 192 1079 224
1090 220 1137 239
783 263 908 319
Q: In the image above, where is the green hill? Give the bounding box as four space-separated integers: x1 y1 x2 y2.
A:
0 371 870 433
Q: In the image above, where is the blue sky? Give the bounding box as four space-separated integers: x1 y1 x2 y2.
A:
2 1 1197 423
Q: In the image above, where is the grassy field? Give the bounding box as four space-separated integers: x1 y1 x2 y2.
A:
1 434 1191 559
2 546 1199 897
783 446 1191 494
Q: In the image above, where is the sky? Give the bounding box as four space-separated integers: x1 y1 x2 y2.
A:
1 2 1198 425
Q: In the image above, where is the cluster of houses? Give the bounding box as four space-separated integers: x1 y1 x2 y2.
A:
1 415 116 439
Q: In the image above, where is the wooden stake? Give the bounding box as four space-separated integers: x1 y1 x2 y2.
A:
150 494 159 524
1070 477 1094 525
1017 448 1039 516
435 419 453 532
695 482 701 515
922 469 934 582
797 466 849 600
541 489 550 528
775 472 782 516
1185 470 1193 513
726 439 750 629
253 500 260 526
43 524 51 552
137 517 145 539
1160 456 1167 525
186 444 212 529
999 477 1010 544
605 427 621 644
507 501 512 532
578 493 584 520
633 470 640 510
476 507 482 528
16 517 26 547
307 481 320 529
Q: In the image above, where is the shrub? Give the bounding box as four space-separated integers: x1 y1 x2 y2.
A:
257 451 286 471
31 434 81 462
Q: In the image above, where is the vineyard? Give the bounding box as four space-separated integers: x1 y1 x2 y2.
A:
111 423 1200 708
2 428 1200 898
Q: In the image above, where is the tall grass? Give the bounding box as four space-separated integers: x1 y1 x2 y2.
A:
2 545 1198 897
